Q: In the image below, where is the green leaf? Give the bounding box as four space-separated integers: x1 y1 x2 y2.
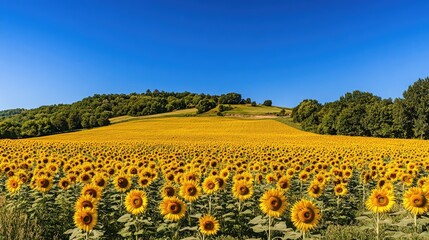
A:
252 224 268 233
117 214 131 223
249 215 264 225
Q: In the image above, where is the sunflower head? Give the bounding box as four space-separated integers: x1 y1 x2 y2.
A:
74 208 97 232
6 176 21 194
114 174 131 192
308 181 324 198
159 197 187 221
199 214 220 236
161 184 177 198
35 176 53 193
59 178 71 190
138 176 153 189
179 180 201 202
277 176 291 192
125 189 148 215
202 176 219 195
291 199 321 232
81 183 102 200
232 180 254 201
366 188 396 213
259 188 287 217
403 187 429 216
76 194 97 211
334 183 348 197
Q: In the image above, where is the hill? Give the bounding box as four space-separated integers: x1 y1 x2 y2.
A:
0 91 276 139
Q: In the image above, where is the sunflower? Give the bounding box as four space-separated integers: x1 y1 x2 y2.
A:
59 178 71 190
232 180 254 201
179 180 201 202
6 176 21 194
159 197 187 221
35 176 53 193
81 183 102 201
76 195 97 210
92 174 108 188
125 189 148 215
277 176 291 192
291 199 321 232
308 181 324 199
366 188 396 213
259 188 287 217
403 187 429 216
199 214 220 236
74 208 97 232
334 183 348 197
216 177 227 190
138 176 153 189
114 174 131 192
161 184 177 198
202 176 219 195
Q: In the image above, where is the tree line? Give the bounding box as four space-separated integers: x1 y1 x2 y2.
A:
0 90 246 139
292 77 429 139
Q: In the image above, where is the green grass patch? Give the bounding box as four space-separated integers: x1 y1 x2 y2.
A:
109 108 197 124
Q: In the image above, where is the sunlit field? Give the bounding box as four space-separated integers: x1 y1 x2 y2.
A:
2 117 429 239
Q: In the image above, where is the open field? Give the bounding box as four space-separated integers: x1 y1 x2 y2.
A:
2 117 429 239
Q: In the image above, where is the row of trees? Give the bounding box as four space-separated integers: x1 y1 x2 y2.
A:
292 77 429 139
0 91 247 139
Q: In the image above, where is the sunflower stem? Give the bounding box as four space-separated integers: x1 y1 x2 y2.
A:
268 215 271 240
414 213 417 230
376 212 379 240
209 195 212 214
302 230 306 240
362 184 365 205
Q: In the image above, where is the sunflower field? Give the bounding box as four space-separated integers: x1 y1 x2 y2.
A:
1 117 429 240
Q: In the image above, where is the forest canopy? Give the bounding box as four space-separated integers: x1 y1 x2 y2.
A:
292 77 429 139
0 91 244 139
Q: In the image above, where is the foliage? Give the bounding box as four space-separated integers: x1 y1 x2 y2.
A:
263 100 273 107
292 77 429 139
0 91 245 139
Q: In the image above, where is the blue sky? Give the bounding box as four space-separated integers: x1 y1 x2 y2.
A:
1 0 429 110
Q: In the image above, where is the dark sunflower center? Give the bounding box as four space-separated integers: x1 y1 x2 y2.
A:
280 181 289 189
165 187 175 197
12 182 18 188
411 195 427 208
118 178 129 188
207 182 215 189
82 201 93 209
335 187 343 193
62 181 69 188
40 179 50 188
204 221 214 230
268 196 282 211
168 202 181 214
187 186 197 196
132 197 143 208
141 179 149 185
96 179 105 187
216 178 225 188
376 194 389 207
301 207 315 223
83 215 92 224
130 169 137 174
82 175 90 181
239 186 249 195
311 185 320 194
85 189 97 198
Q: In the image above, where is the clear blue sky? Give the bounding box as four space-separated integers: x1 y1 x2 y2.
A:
1 0 429 110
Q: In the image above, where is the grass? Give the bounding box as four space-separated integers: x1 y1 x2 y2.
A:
109 108 197 124
275 117 303 130
202 104 291 117
0 195 44 240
